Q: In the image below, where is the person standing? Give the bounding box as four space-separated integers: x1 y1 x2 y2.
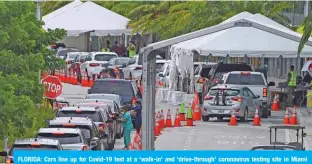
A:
119 106 134 150
102 40 112 52
127 41 136 58
287 65 297 106
132 102 142 133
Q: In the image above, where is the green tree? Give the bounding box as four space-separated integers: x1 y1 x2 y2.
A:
0 1 66 151
298 12 312 55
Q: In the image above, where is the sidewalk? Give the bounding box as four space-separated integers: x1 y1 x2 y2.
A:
296 107 312 150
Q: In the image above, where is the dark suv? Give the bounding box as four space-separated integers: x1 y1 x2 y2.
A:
201 62 252 104
88 79 142 105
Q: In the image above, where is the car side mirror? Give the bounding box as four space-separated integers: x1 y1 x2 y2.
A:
268 81 275 86
0 151 7 156
87 89 91 94
90 139 97 147
45 120 50 126
254 95 260 99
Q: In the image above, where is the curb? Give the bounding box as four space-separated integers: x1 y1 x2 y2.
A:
296 108 311 150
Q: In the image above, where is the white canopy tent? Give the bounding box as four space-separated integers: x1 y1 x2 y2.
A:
168 11 312 92
43 1 131 37
42 0 83 23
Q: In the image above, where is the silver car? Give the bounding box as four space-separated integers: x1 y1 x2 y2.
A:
202 85 261 122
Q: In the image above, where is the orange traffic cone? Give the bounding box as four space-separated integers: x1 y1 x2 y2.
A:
81 72 88 87
88 76 94 87
60 69 65 82
193 95 201 121
290 106 298 125
283 108 290 125
65 69 70 83
131 132 142 150
252 107 261 126
229 108 238 126
154 112 161 136
69 70 74 84
174 108 181 127
160 110 165 129
165 109 173 127
271 93 280 111
73 71 78 85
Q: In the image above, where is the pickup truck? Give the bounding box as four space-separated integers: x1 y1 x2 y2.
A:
218 71 275 118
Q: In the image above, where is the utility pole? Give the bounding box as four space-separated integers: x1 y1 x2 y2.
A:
304 0 309 17
36 0 43 84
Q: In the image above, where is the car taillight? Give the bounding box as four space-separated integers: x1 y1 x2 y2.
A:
231 97 243 102
99 124 105 131
204 96 213 100
51 44 56 49
263 88 267 97
5 157 13 164
82 145 88 151
89 63 100 67
134 67 142 70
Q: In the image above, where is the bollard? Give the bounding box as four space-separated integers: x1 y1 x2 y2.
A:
4 137 8 152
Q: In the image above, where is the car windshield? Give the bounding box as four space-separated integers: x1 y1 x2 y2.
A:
94 54 117 61
91 81 134 97
9 145 58 156
57 49 78 57
225 74 265 85
200 67 212 78
209 89 240 96
114 59 129 65
56 111 103 122
37 133 82 144
49 125 92 139
69 54 79 59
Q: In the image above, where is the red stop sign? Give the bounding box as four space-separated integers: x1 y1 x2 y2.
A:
41 75 63 99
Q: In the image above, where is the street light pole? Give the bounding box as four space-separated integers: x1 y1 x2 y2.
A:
36 0 43 84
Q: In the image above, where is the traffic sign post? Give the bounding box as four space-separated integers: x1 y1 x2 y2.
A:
41 75 63 99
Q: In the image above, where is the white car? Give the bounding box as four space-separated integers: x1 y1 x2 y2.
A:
122 55 142 80
56 48 79 59
64 52 89 69
80 52 118 79
218 71 275 118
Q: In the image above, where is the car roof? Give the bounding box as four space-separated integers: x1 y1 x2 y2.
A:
38 128 81 134
57 48 78 51
91 52 118 55
58 106 97 112
210 85 242 90
94 79 132 83
87 94 120 98
227 71 262 75
82 99 114 104
114 57 130 60
67 52 89 55
156 60 170 64
14 138 60 146
49 117 93 126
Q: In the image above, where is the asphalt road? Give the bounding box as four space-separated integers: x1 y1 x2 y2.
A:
62 83 289 150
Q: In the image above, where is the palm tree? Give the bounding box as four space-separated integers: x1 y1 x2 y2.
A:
298 12 312 55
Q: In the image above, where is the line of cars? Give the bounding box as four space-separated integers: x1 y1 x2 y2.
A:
0 76 143 163
194 62 276 122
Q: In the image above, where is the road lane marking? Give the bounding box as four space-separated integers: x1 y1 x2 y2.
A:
216 141 260 145
183 128 196 150
213 135 266 139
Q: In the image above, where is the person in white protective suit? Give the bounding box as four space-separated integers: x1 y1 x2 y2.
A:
169 63 178 90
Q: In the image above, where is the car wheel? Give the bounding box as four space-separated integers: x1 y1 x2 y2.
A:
240 108 248 122
202 116 209 122
261 106 269 118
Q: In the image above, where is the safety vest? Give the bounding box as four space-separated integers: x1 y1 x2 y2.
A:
288 71 297 87
102 48 109 52
128 44 136 58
